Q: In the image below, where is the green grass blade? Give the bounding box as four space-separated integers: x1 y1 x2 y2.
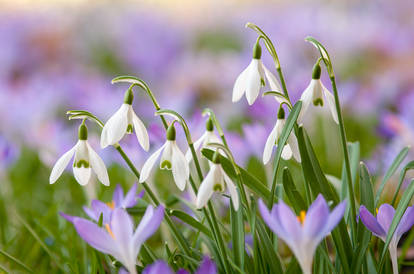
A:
0 249 33 273
230 201 244 270
282 167 306 214
375 146 409 206
169 209 212 239
391 160 414 206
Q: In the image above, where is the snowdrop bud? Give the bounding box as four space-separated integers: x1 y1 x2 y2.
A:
123 87 134 105
312 63 321 80
212 150 221 164
166 124 176 141
277 107 285 119
252 41 262 59
78 123 88 140
206 117 214 132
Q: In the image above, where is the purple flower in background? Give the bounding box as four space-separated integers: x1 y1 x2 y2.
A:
63 206 164 274
259 194 346 274
359 204 414 274
143 256 216 274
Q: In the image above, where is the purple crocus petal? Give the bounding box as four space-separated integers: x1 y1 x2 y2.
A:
377 204 395 233
72 217 118 255
359 205 386 238
303 194 329 238
137 189 145 199
59 212 76 223
196 257 217 274
133 205 164 252
122 183 138 208
277 200 302 242
321 200 347 238
258 199 289 242
118 267 129 274
91 200 112 224
396 206 414 237
111 208 134 250
143 260 174 274
177 269 190 274
113 184 124 207
83 205 98 221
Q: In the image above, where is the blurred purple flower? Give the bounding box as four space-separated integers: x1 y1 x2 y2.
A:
143 256 216 274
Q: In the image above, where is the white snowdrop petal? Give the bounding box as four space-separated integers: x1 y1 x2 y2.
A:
100 104 129 148
246 60 262 105
160 141 173 170
281 144 293 160
322 83 339 124
223 170 239 210
298 80 315 123
288 134 301 163
139 143 166 183
49 146 76 184
186 132 206 163
73 167 92 186
263 123 279 165
131 110 150 151
87 142 110 186
171 143 189 191
196 166 217 208
232 66 249 103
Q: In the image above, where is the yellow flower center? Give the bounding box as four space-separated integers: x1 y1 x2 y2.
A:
297 210 306 225
105 224 116 239
106 200 115 210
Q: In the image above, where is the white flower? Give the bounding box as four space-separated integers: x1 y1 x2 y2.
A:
101 88 149 151
185 118 222 163
232 43 283 105
139 125 189 191
298 64 338 124
263 108 301 164
196 160 239 210
50 124 110 186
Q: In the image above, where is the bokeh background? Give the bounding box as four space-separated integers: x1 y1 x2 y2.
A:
1 0 414 272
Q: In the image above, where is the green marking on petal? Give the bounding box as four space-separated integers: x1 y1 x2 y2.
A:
261 78 266 87
161 160 172 170
213 183 223 192
75 160 89 168
126 124 133 134
313 98 324 106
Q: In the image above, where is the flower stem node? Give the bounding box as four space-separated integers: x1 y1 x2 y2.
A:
277 107 285 119
312 63 322 80
78 123 88 140
123 87 134 105
252 41 262 59
206 117 214 132
166 124 176 141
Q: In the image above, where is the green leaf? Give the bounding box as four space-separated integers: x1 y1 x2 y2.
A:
169 209 212 238
0 249 33 273
375 146 409 206
391 160 414 206
282 167 306 214
341 142 360 200
202 149 271 200
359 162 375 212
230 200 244 270
255 220 283 273
379 180 414 270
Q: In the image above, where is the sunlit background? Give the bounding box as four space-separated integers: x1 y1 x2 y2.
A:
1 0 414 271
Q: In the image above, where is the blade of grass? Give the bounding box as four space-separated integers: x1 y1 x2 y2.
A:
0 249 33 273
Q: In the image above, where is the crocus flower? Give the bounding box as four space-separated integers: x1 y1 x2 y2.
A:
49 122 110 186
259 194 346 274
298 62 338 124
196 152 239 210
101 87 149 151
359 204 414 274
263 107 300 164
143 256 217 274
232 42 282 105
185 117 222 163
63 206 164 274
140 124 189 191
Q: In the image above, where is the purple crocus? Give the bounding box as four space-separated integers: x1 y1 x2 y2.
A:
64 206 164 274
259 194 346 274
143 256 217 274
359 204 414 274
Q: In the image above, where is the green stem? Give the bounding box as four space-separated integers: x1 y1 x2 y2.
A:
276 67 290 102
330 76 357 242
115 145 194 260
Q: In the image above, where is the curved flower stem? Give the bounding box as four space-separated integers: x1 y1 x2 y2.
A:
115 145 194 264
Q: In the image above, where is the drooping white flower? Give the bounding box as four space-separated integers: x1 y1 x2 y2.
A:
101 87 149 150
185 117 222 163
298 63 338 124
263 107 301 164
196 152 239 210
50 123 110 186
139 124 189 191
233 42 283 105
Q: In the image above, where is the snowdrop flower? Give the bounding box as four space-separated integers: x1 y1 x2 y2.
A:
62 206 164 274
259 195 346 274
140 124 189 191
359 204 414 274
233 42 283 105
263 107 301 164
298 62 338 124
196 151 239 210
186 117 222 163
101 87 149 151
49 122 109 186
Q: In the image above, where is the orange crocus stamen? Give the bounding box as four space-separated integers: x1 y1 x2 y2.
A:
297 210 306 225
105 224 116 239
107 200 115 210
376 208 379 215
